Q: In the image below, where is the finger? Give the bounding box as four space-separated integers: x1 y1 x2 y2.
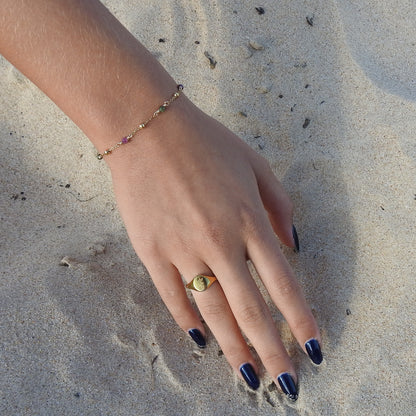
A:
252 159 296 249
145 260 207 348
182 263 261 390
211 256 299 398
247 230 323 364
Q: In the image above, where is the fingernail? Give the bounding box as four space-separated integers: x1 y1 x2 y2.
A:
305 338 323 365
239 363 260 390
188 329 206 349
277 372 298 401
292 225 300 252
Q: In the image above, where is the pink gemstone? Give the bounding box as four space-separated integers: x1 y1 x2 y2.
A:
122 137 128 144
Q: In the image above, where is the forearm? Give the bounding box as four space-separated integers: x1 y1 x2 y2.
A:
0 0 177 152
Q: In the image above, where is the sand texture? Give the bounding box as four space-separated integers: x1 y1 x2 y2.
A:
0 0 415 415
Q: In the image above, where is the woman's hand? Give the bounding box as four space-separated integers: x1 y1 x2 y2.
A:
107 95 322 398
0 0 321 400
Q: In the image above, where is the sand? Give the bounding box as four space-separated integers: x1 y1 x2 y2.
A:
1 0 415 414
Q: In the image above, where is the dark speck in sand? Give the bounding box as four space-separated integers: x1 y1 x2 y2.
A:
158 38 166 43
218 349 224 357
305 84 310 88
294 62 307 68
306 16 314 26
195 40 200 44
204 51 217 69
255 7 265 15
74 392 80 398
278 94 283 98
268 382 277 392
303 118 310 128
263 391 276 407
238 111 247 117
346 309 352 316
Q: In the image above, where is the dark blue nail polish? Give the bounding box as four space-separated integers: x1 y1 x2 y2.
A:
305 338 323 365
277 373 298 401
239 363 260 390
292 225 300 252
188 329 206 348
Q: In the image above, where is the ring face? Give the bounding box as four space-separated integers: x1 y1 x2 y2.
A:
194 275 207 291
186 274 217 292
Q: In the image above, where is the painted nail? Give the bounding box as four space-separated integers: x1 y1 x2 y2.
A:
277 373 298 401
292 225 300 252
239 363 260 390
305 338 323 365
188 329 206 349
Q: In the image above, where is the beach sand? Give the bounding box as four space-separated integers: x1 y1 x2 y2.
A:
0 0 415 414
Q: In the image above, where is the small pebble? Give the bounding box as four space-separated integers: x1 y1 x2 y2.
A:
88 243 106 255
306 16 314 26
255 7 265 15
303 118 310 128
258 85 271 94
248 39 264 50
238 111 248 117
60 257 71 267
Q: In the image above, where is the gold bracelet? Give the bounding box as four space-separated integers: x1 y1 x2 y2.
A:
96 84 183 160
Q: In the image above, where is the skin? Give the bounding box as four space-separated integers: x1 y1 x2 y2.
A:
0 0 321 391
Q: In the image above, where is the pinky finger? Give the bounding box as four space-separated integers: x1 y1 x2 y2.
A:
146 261 207 348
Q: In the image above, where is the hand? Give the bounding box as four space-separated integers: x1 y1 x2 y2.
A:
107 95 322 399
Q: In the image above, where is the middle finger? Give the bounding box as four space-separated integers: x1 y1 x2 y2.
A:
210 255 299 400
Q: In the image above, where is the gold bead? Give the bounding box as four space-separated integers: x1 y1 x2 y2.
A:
97 154 103 160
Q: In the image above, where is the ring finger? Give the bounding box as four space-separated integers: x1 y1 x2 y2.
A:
181 261 261 391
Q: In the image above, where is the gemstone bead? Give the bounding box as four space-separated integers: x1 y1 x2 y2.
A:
158 105 166 112
121 136 128 144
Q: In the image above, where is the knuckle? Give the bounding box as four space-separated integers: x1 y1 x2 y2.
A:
239 205 268 239
274 276 299 298
200 221 229 250
133 237 160 260
237 304 268 327
202 301 229 320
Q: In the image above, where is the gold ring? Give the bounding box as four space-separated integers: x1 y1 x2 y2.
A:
186 274 217 292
